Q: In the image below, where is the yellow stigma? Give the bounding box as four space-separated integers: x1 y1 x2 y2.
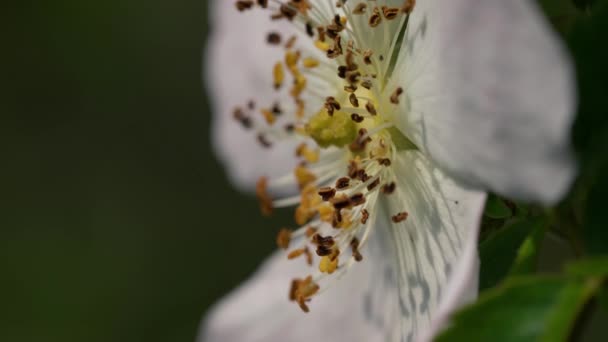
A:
306 109 357 148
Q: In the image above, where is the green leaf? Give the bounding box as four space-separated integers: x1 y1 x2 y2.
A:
483 195 512 219
565 256 608 277
509 220 547 275
437 277 601 342
479 219 545 290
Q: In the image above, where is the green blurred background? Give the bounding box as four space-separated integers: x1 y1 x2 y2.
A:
1 1 282 341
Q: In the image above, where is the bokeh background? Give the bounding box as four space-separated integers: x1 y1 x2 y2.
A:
1 1 284 341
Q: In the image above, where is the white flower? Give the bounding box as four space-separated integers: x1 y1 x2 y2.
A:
201 0 576 341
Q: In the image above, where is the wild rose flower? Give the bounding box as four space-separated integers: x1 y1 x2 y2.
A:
201 0 576 341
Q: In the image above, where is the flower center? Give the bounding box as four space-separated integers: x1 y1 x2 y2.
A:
233 0 416 313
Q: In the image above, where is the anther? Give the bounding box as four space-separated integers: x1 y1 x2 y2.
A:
390 87 404 104
392 211 409 223
267 32 281 45
378 158 392 166
367 178 380 191
318 187 336 201
273 62 284 90
335 177 350 189
330 194 352 210
276 228 292 249
257 0 268 8
233 107 252 129
349 193 366 206
256 177 273 216
349 93 360 108
382 6 400 20
235 0 254 11
285 35 297 49
363 50 373 65
369 7 382 27
350 237 363 261
351 113 364 123
382 182 396 194
361 79 372 89
361 209 370 224
279 4 297 20
365 101 377 115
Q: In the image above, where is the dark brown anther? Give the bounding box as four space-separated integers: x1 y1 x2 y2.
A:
392 211 409 223
284 123 295 133
325 96 341 115
334 14 342 26
378 158 392 166
236 0 254 11
367 178 380 191
349 93 360 108
350 237 363 261
318 187 336 201
335 177 350 189
382 182 396 194
361 209 370 224
267 32 281 45
365 101 377 115
257 0 268 8
361 79 372 89
337 65 347 79
312 233 335 247
369 7 382 27
316 245 332 256
349 193 366 206
344 84 357 93
257 133 272 148
276 228 292 249
346 71 361 84
351 113 364 123
280 4 297 20
390 87 404 104
247 100 256 110
332 209 342 227
256 177 273 216
363 50 373 65
331 194 352 210
271 102 283 115
382 6 400 20
233 107 252 129
356 169 370 182
305 22 314 37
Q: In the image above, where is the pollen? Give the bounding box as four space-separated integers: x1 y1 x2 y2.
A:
273 62 284 90
302 57 319 68
255 177 273 216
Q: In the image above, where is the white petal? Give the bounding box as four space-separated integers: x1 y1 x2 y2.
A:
198 151 486 342
385 151 486 341
388 0 576 204
198 225 402 342
206 2 300 192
